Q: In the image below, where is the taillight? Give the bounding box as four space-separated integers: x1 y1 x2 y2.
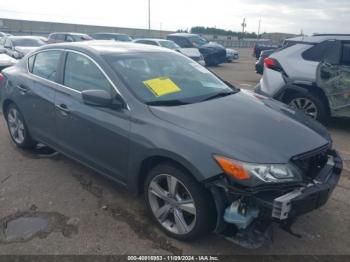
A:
0 73 4 82
264 57 283 72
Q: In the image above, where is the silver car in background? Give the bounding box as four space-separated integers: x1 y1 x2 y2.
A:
0 36 46 59
256 34 350 122
134 38 205 66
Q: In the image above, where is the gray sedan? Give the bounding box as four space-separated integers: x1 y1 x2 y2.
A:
0 41 342 247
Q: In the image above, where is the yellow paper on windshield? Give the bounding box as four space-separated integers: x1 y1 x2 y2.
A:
143 77 181 97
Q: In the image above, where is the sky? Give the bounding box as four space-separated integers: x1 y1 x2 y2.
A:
0 0 349 35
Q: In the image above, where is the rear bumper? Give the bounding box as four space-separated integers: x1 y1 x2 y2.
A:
201 49 227 65
258 68 286 97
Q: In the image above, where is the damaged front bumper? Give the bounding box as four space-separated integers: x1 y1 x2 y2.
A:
207 150 343 248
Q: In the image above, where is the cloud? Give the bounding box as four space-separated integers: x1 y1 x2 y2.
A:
0 0 349 35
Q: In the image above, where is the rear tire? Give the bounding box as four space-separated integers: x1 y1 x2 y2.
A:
285 92 329 123
144 162 216 241
5 103 36 149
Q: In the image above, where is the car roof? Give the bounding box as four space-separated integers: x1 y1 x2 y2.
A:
38 40 172 55
8 36 43 40
92 33 129 36
49 32 88 36
286 34 350 44
167 33 198 38
135 38 171 42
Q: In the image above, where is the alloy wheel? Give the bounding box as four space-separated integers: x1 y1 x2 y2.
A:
148 174 197 235
289 98 318 119
7 107 25 144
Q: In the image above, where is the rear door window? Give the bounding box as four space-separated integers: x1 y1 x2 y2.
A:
302 40 335 62
32 51 61 82
340 43 350 66
0 37 5 47
63 52 113 92
4 39 12 49
138 40 158 46
66 35 75 42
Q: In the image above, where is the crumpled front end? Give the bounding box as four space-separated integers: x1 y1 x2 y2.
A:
206 148 343 249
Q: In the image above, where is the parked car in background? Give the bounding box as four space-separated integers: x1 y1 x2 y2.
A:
226 48 239 62
0 41 343 248
48 32 93 43
167 33 226 66
255 34 350 122
253 42 279 59
315 40 350 119
91 33 132 42
0 32 12 38
255 49 274 74
134 38 205 65
0 48 17 71
0 36 46 59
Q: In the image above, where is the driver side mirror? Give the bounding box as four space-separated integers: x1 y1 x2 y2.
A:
82 90 113 107
82 89 126 109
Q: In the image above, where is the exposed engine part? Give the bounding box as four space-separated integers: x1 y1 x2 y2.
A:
272 189 303 220
224 199 259 229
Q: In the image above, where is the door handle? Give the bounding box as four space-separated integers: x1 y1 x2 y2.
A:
56 104 70 114
16 84 29 94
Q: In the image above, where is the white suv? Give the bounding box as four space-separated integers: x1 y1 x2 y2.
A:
255 34 350 122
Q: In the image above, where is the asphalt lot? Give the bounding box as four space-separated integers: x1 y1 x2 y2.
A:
0 48 349 255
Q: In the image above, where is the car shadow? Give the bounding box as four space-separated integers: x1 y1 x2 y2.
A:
325 117 350 131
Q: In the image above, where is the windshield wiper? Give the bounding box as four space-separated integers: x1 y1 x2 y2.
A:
146 100 190 106
201 91 236 102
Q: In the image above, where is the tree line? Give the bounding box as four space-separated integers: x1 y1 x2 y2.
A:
177 26 260 39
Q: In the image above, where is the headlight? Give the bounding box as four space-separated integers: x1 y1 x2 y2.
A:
214 155 302 184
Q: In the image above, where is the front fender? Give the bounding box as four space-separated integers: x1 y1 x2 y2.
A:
127 148 207 194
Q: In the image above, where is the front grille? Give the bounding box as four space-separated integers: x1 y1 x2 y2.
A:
292 144 330 181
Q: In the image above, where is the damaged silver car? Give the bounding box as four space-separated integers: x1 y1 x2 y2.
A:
0 41 343 248
256 34 350 122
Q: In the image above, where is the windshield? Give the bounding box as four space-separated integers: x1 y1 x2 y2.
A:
159 41 180 50
105 52 234 105
12 38 45 47
72 34 93 41
188 36 209 47
116 35 132 42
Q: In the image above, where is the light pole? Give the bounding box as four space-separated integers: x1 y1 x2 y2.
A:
257 19 261 39
148 0 151 31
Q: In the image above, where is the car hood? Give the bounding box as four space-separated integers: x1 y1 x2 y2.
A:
199 42 226 53
15 46 38 55
149 91 330 164
0 53 17 66
227 48 238 54
178 48 201 58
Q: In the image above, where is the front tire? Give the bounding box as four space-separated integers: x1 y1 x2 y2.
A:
144 163 215 241
5 103 36 149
